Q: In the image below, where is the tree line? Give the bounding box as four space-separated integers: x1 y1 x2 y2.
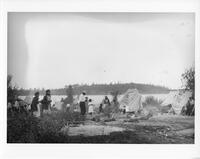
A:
16 82 170 96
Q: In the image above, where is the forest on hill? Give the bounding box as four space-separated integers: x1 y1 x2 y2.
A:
16 82 170 96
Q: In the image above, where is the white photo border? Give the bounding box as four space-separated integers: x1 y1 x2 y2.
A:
0 0 200 159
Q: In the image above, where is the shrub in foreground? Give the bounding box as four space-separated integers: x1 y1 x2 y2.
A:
7 111 40 143
37 111 83 142
7 110 83 143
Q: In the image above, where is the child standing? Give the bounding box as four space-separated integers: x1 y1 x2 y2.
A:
88 99 94 116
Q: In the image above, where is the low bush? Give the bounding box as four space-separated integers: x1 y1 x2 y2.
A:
7 111 40 143
37 111 83 142
7 110 83 143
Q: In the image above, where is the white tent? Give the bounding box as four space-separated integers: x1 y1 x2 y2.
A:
119 89 143 113
161 90 192 114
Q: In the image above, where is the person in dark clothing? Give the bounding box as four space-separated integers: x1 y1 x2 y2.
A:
99 103 103 113
79 91 86 115
102 96 111 117
31 92 39 114
40 89 52 116
102 96 111 107
85 96 89 113
186 97 194 116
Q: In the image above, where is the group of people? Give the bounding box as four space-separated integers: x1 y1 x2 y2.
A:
30 89 52 116
78 91 111 116
8 89 113 117
7 89 52 117
7 95 29 114
31 90 97 117
78 91 95 116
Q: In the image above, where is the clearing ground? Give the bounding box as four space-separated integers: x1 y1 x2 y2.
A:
61 114 194 144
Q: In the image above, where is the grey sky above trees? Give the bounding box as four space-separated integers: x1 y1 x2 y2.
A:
8 13 194 89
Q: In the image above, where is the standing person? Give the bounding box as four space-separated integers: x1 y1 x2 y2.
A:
31 92 40 116
41 89 52 116
102 96 111 117
85 96 89 114
102 96 111 108
79 91 86 115
123 105 126 114
185 97 194 116
88 99 94 116
188 97 195 116
99 103 103 113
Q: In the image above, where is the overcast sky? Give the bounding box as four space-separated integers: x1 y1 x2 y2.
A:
8 13 195 89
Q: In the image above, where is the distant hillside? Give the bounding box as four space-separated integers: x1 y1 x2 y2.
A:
17 83 170 96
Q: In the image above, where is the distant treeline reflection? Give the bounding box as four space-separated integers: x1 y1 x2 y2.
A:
16 83 170 96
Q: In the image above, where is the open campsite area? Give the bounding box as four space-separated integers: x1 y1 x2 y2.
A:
59 113 194 144
63 114 194 144
7 12 195 144
7 88 195 144
7 107 194 144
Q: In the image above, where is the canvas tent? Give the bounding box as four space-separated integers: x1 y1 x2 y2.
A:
119 89 143 113
161 90 192 114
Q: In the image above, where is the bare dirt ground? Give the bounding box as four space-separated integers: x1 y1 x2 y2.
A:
104 114 194 144
62 114 194 144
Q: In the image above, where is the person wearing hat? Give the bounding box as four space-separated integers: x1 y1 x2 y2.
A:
40 89 52 116
79 91 86 115
31 92 40 115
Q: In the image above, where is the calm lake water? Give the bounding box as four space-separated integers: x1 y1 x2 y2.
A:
20 93 168 106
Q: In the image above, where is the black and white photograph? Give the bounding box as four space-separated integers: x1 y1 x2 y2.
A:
1 0 200 159
6 12 195 144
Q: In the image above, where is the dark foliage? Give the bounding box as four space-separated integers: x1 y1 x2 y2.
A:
7 75 18 103
7 111 40 143
181 67 195 98
7 110 84 143
16 82 170 96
